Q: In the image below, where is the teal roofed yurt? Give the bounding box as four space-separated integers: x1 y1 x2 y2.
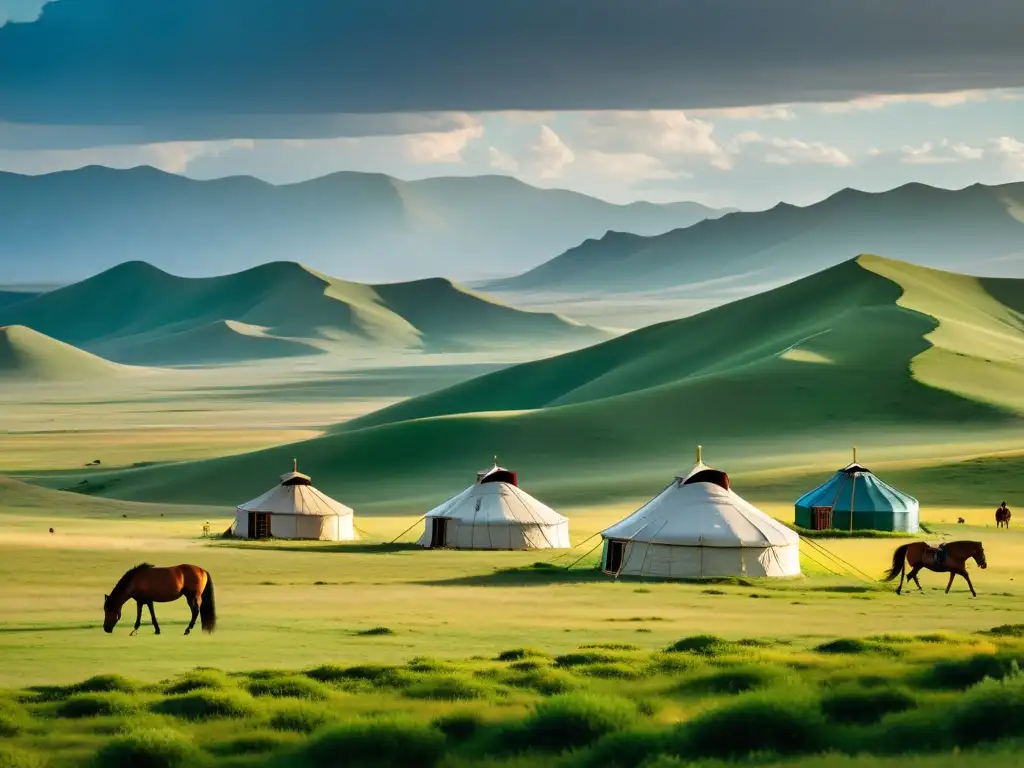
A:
794 449 919 533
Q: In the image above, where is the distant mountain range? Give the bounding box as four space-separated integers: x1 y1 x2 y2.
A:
0 166 729 284
56 256 1024 508
0 261 605 367
486 182 1024 293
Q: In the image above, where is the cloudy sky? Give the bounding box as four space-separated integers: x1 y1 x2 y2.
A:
1 0 1023 209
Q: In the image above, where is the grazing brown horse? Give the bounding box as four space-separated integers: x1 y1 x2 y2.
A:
103 563 216 635
996 503 1011 529
883 541 987 597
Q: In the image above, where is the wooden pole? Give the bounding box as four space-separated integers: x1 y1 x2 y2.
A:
697 445 703 464
849 465 857 532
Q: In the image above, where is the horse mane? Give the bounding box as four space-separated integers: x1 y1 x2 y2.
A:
110 563 155 598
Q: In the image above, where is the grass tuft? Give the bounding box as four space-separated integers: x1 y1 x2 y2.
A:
267 701 335 734
403 674 497 701
207 730 298 757
151 689 259 720
162 669 233 695
0 700 31 737
518 693 637 752
301 717 446 768
56 692 140 719
495 648 550 662
820 685 916 724
678 665 785 695
356 626 395 636
679 690 826 757
663 635 737 657
92 726 200 768
246 675 329 701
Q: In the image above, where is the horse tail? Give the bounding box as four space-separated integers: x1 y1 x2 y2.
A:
200 572 216 633
882 544 910 582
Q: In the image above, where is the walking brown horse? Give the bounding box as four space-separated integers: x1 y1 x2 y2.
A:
103 563 216 635
996 503 1011 529
882 541 987 597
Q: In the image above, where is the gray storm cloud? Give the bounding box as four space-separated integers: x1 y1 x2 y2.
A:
0 0 1022 143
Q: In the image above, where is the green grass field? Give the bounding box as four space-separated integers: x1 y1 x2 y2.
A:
2 255 1024 766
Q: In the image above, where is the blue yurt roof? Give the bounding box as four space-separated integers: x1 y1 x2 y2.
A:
795 463 918 513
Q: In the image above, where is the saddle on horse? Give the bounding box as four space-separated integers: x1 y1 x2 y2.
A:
923 544 947 568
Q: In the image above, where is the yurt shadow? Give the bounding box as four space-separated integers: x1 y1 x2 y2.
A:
212 541 421 554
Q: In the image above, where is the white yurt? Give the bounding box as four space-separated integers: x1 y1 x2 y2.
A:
233 461 356 541
600 447 800 579
416 459 570 550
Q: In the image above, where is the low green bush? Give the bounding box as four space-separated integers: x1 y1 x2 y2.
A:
678 665 784 695
92 727 200 768
820 685 916 724
246 675 329 701
301 717 446 768
519 693 637 752
152 689 258 720
267 701 335 734
663 635 737 657
402 674 496 701
56 692 140 719
163 669 233 695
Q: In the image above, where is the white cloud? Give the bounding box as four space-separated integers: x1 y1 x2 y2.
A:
691 104 796 121
732 132 852 167
900 139 985 165
529 125 575 179
992 136 1024 168
402 117 483 163
820 89 1000 113
487 145 520 173
576 110 732 170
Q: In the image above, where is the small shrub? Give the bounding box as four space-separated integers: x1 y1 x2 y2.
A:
502 667 580 695
93 727 200 768
922 653 1020 690
556 651 627 667
647 654 706 676
315 664 406 687
405 657 452 673
495 648 550 662
303 664 348 683
664 635 736 657
943 667 1024 746
432 711 484 742
208 731 297 757
247 676 329 701
679 665 783 695
521 693 637 752
985 624 1024 638
577 729 666 768
0 700 30 737
152 689 258 720
73 674 139 694
356 626 395 636
403 675 495 701
0 745 44 768
508 659 547 672
575 662 647 680
679 692 827 757
268 701 335 733
302 717 446 768
163 669 232 695
579 643 640 651
56 692 140 719
814 638 895 656
820 686 916 724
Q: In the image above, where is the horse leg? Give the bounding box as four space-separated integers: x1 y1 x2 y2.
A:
184 596 200 635
147 602 161 635
945 572 956 594
130 600 143 636
907 566 924 591
962 569 977 598
895 559 907 595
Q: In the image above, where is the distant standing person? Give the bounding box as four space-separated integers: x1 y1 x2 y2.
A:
996 501 1011 529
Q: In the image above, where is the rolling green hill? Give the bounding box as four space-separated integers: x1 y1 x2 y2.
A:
0 261 605 365
0 325 135 381
44 256 1024 510
487 182 1024 293
0 166 729 284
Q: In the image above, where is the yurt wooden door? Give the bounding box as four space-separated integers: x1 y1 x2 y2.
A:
812 507 833 531
248 512 271 539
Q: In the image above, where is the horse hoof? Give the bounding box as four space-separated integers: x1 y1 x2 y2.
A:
184 630 190 636
129 630 138 636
